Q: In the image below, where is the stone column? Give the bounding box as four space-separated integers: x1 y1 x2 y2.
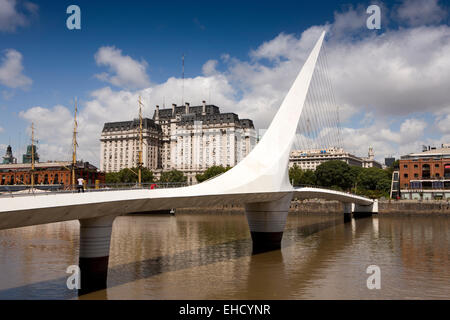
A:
245 193 292 253
343 202 352 223
78 215 116 295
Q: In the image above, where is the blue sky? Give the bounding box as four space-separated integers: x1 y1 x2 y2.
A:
1 0 450 165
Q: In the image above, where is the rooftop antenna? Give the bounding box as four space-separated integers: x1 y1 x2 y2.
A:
18 132 21 162
138 95 144 186
72 97 78 189
182 53 185 106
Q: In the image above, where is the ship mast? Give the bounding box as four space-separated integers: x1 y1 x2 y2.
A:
72 98 78 189
138 96 143 185
31 122 35 189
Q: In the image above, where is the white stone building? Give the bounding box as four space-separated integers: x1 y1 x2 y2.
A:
154 101 257 183
100 119 162 173
361 146 382 169
289 147 364 170
289 146 382 170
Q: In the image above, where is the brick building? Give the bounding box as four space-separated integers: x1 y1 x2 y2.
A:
399 144 450 200
0 161 104 187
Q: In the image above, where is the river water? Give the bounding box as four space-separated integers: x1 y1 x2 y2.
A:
0 212 448 299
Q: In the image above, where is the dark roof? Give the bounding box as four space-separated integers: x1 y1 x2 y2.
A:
102 118 161 132
154 104 220 120
239 119 254 129
153 104 255 129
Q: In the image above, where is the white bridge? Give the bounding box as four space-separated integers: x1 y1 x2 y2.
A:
0 31 376 294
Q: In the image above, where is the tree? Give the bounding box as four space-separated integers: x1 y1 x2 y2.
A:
302 169 317 185
356 167 391 197
160 170 187 183
289 164 303 186
105 172 120 184
315 160 353 190
106 167 155 184
196 165 231 183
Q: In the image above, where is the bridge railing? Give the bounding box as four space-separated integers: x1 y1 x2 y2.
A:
0 181 190 198
293 184 373 200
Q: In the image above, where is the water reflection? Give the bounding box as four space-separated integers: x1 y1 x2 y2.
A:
0 213 448 299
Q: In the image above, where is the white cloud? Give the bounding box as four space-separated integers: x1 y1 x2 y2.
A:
94 46 151 89
19 105 73 161
397 0 447 26
436 113 450 134
0 126 4 133
341 118 430 161
202 60 218 76
0 0 38 32
0 49 32 89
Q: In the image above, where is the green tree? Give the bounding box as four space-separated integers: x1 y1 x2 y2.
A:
196 165 231 183
355 167 391 198
160 170 187 183
315 160 353 190
289 164 303 186
107 167 155 184
301 169 317 185
105 172 120 184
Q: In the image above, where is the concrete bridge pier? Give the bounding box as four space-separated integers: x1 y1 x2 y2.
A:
78 215 116 295
353 200 378 219
245 193 292 253
343 203 352 223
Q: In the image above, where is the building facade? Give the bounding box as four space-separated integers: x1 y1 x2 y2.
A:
399 144 450 200
289 146 382 171
289 147 364 170
0 160 104 187
153 101 257 182
2 145 16 164
361 147 382 169
100 118 162 173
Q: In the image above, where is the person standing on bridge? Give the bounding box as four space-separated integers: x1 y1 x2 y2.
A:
77 177 85 193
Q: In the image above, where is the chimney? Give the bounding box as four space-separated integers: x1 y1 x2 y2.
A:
185 102 190 114
172 103 176 116
202 100 206 115
155 105 159 120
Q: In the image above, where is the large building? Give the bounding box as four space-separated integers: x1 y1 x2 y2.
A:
153 101 257 182
100 118 162 173
398 144 450 200
289 146 382 170
100 101 257 183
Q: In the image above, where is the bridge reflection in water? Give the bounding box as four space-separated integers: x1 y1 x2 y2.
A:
0 212 448 300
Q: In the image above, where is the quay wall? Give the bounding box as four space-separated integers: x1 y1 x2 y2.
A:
175 199 450 215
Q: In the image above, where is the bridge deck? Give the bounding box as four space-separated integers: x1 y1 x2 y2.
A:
0 186 372 230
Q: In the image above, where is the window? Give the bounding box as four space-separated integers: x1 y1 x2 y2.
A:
404 173 408 178
414 173 419 178
414 164 418 168
403 164 408 168
435 164 439 168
